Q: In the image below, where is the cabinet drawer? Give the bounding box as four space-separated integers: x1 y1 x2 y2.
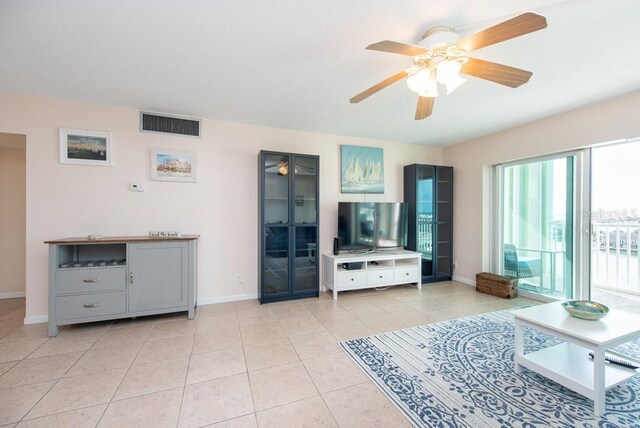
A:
367 269 394 285
56 292 126 321
56 267 126 294
336 271 366 288
395 266 420 282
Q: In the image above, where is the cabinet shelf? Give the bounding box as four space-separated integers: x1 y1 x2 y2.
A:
58 259 126 269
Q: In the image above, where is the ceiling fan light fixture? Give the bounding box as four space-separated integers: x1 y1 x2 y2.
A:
444 75 466 94
436 60 462 85
418 78 438 98
406 68 431 94
277 161 288 176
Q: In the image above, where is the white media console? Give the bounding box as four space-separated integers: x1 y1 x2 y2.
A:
322 250 421 300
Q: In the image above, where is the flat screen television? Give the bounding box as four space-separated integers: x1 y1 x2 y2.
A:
337 202 408 251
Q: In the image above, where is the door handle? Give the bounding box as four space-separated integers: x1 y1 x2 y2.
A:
83 303 100 308
130 272 134 285
83 278 100 283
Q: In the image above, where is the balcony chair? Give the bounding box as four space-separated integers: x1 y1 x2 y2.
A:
504 244 541 278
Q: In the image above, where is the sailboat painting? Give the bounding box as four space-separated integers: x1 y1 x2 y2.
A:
341 145 384 194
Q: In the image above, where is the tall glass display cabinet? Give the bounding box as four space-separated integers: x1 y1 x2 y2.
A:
259 151 319 303
404 164 453 283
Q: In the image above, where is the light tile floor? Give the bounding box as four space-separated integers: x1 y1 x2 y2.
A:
0 282 539 427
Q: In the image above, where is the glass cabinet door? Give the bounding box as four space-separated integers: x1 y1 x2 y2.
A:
292 226 317 293
264 225 290 297
264 154 290 225
436 167 453 222
435 167 453 278
293 156 317 225
292 156 318 294
417 165 434 277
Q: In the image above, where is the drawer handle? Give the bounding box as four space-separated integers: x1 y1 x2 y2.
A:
405 272 409 276
379 275 383 279
83 278 100 283
83 303 100 308
130 272 134 285
350 278 354 281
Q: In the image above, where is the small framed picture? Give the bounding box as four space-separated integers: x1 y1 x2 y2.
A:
151 149 197 183
59 128 113 166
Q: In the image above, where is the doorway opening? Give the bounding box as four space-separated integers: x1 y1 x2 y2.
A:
0 132 26 324
590 140 640 314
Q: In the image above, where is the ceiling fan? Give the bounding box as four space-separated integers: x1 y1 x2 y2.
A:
349 12 547 120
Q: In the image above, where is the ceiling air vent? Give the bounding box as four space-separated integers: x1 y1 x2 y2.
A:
140 112 201 138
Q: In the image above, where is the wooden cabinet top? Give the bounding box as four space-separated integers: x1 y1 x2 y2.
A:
45 235 200 244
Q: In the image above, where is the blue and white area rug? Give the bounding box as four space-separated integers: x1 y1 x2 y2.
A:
341 310 640 427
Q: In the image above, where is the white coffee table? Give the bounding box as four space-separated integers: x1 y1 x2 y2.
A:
512 302 640 416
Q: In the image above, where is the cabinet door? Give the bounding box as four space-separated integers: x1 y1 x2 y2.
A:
263 153 290 225
417 165 435 278
128 242 188 313
435 166 453 279
263 225 290 298
292 225 317 293
292 156 318 225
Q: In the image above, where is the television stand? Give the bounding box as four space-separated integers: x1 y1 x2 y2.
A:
322 250 421 300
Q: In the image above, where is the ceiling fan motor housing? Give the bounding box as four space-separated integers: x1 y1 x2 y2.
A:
420 27 460 49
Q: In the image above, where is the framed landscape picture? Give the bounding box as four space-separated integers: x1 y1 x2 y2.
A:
341 145 384 193
59 128 113 166
151 149 197 183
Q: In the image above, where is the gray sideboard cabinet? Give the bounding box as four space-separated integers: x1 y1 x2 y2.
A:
46 235 198 337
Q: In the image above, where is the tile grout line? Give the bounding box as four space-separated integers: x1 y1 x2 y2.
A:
174 303 207 427
13 321 116 422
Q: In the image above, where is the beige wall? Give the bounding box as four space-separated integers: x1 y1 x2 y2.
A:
0 139 26 298
443 90 640 284
0 92 443 322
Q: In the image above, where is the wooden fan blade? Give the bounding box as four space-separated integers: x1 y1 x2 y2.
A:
461 57 532 88
415 96 434 120
366 40 428 56
456 12 547 53
350 70 409 103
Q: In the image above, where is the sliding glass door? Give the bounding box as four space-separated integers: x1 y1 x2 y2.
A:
497 154 577 299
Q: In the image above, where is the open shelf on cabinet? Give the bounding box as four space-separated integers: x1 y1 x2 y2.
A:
56 243 127 269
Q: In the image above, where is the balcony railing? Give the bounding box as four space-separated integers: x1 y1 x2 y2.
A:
591 221 640 296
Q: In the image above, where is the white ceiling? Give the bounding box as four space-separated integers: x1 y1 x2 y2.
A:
1 0 639 146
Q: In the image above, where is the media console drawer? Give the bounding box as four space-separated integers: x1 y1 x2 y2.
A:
395 266 421 282
367 269 394 285
56 291 126 321
56 267 126 294
336 270 366 288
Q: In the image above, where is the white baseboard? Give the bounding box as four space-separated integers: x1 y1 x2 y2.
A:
197 292 258 306
452 275 476 287
0 291 26 299
24 314 48 325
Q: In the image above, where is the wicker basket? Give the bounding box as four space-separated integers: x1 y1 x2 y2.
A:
476 272 518 299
